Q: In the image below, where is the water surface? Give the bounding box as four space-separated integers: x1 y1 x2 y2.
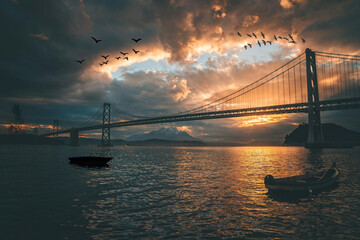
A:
1 145 359 239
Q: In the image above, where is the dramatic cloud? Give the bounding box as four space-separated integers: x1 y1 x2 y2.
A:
242 15 260 27
279 0 307 9
0 0 359 141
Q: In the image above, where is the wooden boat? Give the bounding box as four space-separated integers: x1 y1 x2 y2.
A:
264 162 339 193
68 156 113 166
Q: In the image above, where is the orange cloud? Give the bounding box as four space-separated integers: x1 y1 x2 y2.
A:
242 15 260 27
170 78 191 102
176 125 193 134
29 33 49 40
279 0 307 9
87 43 170 77
0 123 54 132
212 3 227 18
79 132 101 138
234 114 291 127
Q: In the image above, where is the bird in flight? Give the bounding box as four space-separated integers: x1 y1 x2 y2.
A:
262 40 266 46
91 36 102 43
278 36 282 39
252 33 257 38
283 37 289 41
244 45 247 50
132 49 140 54
101 55 110 59
257 41 261 47
237 32 242 37
132 38 142 43
267 41 272 45
301 38 306 43
246 33 252 37
288 34 294 41
115 56 121 60
124 57 129 61
247 43 252 48
274 35 277 41
99 63 103 66
76 59 85 64
120 51 129 55
103 60 109 65
261 32 265 38
289 40 296 44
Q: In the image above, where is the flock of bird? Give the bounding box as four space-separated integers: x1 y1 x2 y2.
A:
75 32 305 64
237 31 305 50
76 37 142 65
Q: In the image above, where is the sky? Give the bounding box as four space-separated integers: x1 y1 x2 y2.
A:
0 0 359 143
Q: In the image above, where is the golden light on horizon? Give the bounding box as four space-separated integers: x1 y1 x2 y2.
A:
234 114 290 127
0 123 54 131
79 132 102 138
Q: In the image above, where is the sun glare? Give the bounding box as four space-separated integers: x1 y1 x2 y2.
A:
235 114 290 127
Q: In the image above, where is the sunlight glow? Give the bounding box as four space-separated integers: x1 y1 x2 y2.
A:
235 114 290 127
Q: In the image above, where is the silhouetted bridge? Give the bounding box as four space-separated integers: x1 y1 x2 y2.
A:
42 49 360 146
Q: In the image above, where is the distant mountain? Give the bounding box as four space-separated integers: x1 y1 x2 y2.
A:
284 123 360 146
126 127 201 142
125 139 206 146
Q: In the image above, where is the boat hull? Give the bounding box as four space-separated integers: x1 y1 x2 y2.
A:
69 156 113 166
265 165 340 193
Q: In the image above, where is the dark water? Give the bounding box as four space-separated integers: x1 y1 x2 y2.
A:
1 145 360 239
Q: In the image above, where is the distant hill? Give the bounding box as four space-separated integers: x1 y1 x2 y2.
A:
284 123 360 146
76 138 204 146
126 127 201 142
125 139 206 146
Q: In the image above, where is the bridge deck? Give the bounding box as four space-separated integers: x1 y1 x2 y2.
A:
41 97 360 136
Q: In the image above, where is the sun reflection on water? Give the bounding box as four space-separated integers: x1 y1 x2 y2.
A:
67 146 352 239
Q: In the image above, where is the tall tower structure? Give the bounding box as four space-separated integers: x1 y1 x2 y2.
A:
305 48 323 145
53 119 59 140
101 102 111 147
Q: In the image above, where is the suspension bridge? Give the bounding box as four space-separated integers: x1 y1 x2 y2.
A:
42 48 360 146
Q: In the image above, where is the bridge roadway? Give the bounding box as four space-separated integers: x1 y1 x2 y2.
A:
42 97 360 136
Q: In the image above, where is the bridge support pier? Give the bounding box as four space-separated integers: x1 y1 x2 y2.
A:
101 102 112 147
70 128 79 146
306 48 324 146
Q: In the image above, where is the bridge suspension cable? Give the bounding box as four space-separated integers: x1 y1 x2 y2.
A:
174 50 360 116
175 52 307 115
83 105 103 126
110 105 149 119
315 51 360 102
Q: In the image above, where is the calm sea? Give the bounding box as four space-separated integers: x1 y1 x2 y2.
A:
1 145 360 239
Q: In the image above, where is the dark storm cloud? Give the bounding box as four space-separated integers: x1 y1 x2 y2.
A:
0 0 91 100
0 0 157 102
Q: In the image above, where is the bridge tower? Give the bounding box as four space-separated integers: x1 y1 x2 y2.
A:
33 127 38 136
101 102 112 147
305 48 324 145
70 128 79 146
53 119 59 140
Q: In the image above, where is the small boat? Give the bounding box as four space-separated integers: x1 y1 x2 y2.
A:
68 156 113 166
264 162 339 193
